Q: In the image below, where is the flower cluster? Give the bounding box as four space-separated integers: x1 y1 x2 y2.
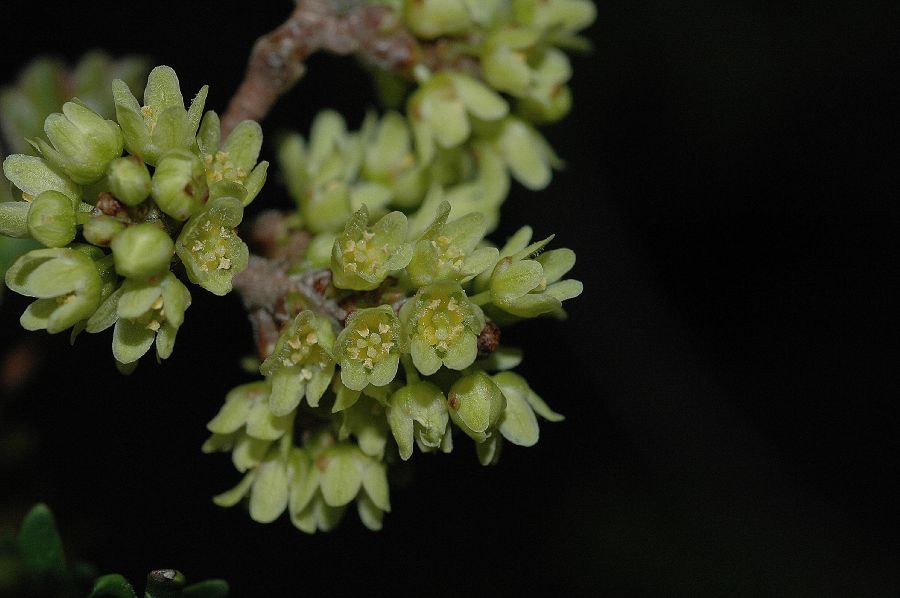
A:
277 0 595 237
0 66 266 368
206 201 579 532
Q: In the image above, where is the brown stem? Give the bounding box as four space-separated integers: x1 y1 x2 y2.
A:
220 0 418 135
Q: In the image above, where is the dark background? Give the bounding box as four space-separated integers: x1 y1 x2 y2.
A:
2 1 899 596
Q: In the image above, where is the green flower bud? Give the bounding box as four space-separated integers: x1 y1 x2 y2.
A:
278 112 389 233
331 205 413 291
400 281 484 375
407 200 500 286
260 310 337 415
174 196 248 295
112 66 208 166
151 150 207 220
26 191 75 248
110 223 174 279
517 84 572 124
447 370 506 442
334 306 403 391
198 112 268 207
207 381 293 442
338 396 389 459
483 228 583 318
213 447 292 524
5 247 102 333
403 0 472 38
492 116 560 190
512 0 597 34
110 271 191 364
304 232 336 269
481 28 543 96
34 101 123 185
2 154 80 204
107 156 151 206
387 381 449 460
82 214 126 247
408 73 508 162
361 111 427 208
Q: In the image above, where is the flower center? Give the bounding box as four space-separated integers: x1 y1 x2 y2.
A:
190 220 234 273
345 322 395 370
418 296 465 352
204 151 247 184
342 230 388 275
431 235 465 272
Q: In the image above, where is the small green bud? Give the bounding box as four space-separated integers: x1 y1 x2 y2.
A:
304 232 336 269
338 396 389 459
35 101 123 185
207 381 292 442
5 247 102 333
517 84 572 124
106 156 151 206
512 0 597 34
334 306 403 391
486 234 582 318
331 205 413 291
387 381 449 460
260 310 337 415
361 111 427 208
199 114 268 207
408 73 508 162
112 66 208 165
407 201 499 286
82 214 126 247
399 281 484 375
174 196 248 295
151 150 207 220
110 223 173 279
403 0 472 39
493 117 559 190
481 28 542 96
447 370 506 442
27 190 76 248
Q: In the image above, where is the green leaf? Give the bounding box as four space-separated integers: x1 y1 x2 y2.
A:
16 503 66 579
89 573 137 598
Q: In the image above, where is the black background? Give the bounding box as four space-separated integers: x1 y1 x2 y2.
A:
2 1 899 596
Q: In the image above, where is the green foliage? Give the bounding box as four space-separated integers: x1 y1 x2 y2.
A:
1 504 227 597
2 65 264 367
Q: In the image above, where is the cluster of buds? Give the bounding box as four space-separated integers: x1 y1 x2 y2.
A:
206 201 580 532
0 66 267 368
277 0 594 239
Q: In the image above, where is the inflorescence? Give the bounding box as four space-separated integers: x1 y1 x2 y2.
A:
0 0 593 533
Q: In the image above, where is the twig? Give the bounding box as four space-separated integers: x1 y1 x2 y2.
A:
221 0 417 135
